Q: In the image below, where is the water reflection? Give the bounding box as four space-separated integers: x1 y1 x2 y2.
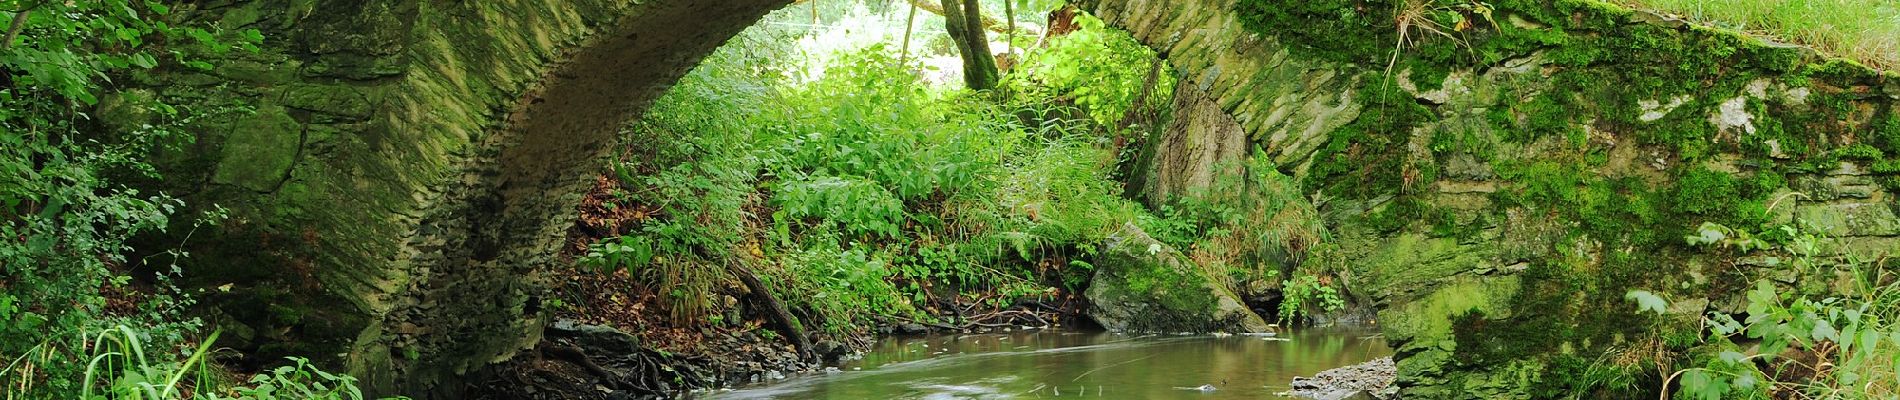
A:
710 328 1390 399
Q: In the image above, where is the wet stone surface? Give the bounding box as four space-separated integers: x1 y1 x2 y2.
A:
1283 356 1397 400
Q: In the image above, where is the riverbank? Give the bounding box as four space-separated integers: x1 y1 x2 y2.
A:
464 234 1096 398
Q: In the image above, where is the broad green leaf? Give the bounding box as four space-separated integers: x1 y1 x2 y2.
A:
130 53 157 69
1625 290 1668 314
1812 318 1838 342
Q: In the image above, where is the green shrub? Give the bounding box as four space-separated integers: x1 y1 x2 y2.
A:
1280 274 1347 323
1633 223 1900 399
583 7 1252 336
774 175 908 239
1013 12 1174 131
779 239 915 333
0 1 273 396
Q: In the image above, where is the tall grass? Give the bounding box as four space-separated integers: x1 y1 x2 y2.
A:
2 325 372 399
1621 0 1900 70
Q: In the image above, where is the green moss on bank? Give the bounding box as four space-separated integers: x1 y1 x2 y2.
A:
1231 0 1894 398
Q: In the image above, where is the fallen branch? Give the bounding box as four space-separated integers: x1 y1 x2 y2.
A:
727 260 814 362
966 309 1052 328
881 314 962 331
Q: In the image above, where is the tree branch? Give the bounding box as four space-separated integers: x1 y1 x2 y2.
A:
1 8 30 51
907 0 1038 37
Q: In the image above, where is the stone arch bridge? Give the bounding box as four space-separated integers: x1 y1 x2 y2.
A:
133 0 1894 397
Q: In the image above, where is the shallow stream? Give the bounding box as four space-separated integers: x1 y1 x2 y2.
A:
709 328 1391 399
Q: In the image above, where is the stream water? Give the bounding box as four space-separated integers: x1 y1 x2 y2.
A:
708 328 1391 399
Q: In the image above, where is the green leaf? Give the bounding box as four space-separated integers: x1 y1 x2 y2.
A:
240 28 266 44
130 53 157 69
1811 318 1838 342
1624 290 1668 314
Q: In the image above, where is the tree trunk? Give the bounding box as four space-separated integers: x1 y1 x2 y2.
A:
941 0 998 90
899 2 918 63
907 0 1034 37
1003 0 1015 62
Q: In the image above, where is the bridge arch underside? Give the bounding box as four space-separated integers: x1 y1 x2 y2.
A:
152 0 791 396
387 0 801 395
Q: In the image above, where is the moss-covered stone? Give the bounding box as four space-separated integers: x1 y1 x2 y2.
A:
124 0 799 396
281 83 372 120
1081 0 1897 397
211 104 302 192
1085 224 1274 333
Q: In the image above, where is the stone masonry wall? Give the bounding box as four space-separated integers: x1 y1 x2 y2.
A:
1080 0 1898 397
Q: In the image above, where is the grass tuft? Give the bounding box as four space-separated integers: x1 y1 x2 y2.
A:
1620 0 1900 70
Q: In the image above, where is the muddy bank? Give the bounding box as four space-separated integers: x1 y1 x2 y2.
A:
1282 356 1397 400
467 264 1085 399
466 319 811 399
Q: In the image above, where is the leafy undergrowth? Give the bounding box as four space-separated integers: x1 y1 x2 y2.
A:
550 174 817 375
0 1 385 399
1629 222 1900 399
560 37 1127 338
546 5 1280 362
534 7 1359 397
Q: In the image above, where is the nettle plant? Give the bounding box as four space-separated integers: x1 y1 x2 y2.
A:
1629 222 1900 399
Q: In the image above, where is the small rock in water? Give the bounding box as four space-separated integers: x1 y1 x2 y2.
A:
1172 384 1217 392
823 367 842 374
814 340 847 362
765 370 785 380
1211 332 1233 338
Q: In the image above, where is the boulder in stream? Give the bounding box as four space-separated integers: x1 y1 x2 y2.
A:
1084 224 1274 333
